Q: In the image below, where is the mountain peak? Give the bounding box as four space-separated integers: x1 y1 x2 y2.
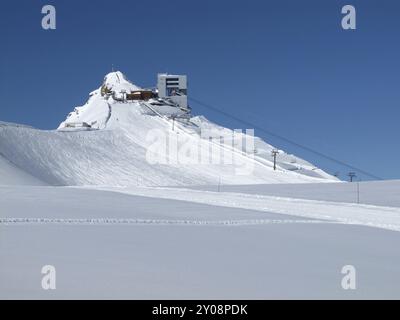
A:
104 71 126 83
102 70 141 93
53 70 338 184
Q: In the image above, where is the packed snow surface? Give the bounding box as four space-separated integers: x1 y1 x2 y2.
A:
1 184 400 299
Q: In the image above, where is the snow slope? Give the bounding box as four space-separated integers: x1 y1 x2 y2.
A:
188 180 400 208
92 184 400 232
0 71 338 187
0 154 46 186
0 122 47 186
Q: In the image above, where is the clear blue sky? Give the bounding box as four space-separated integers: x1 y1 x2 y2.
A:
1 0 399 180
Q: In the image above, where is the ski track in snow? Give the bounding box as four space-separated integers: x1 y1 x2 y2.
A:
0 217 335 226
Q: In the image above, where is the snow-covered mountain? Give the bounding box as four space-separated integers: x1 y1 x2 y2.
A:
4 72 400 301
0 71 338 186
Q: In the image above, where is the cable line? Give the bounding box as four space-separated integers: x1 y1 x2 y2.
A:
188 96 383 180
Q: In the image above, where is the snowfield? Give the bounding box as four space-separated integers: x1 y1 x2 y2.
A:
1 71 399 299
1 184 400 299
